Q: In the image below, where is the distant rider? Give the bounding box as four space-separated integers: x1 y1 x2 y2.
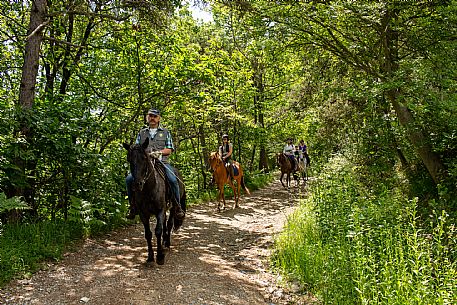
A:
298 139 310 165
219 134 234 178
283 138 297 171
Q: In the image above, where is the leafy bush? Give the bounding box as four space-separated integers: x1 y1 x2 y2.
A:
0 193 30 214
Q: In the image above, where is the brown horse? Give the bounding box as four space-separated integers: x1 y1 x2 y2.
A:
276 153 298 188
209 152 250 211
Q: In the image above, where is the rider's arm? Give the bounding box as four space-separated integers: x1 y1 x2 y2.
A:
225 143 233 159
161 130 174 156
218 146 223 160
161 148 173 156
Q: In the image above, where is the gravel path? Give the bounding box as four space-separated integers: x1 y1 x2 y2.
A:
1 180 316 305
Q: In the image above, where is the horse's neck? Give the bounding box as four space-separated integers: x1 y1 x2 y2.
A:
282 156 293 171
213 161 228 181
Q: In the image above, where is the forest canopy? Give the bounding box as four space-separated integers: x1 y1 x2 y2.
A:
0 0 455 221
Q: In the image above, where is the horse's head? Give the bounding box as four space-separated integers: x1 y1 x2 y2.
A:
276 153 283 165
209 151 222 171
123 138 151 191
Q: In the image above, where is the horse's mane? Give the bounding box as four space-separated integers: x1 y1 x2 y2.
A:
277 153 292 168
129 144 167 180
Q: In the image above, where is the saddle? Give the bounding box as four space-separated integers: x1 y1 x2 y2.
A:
225 163 239 177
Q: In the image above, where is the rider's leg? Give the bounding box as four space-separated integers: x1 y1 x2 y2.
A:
227 160 234 177
289 155 297 171
125 174 137 219
164 163 185 220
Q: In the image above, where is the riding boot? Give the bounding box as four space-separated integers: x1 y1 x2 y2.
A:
228 164 234 178
174 200 185 221
126 198 137 220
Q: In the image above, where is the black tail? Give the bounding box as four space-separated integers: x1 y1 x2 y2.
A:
173 189 186 231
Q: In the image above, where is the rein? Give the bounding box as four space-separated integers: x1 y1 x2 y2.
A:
137 155 154 187
154 158 186 186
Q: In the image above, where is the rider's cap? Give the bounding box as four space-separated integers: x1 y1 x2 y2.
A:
222 134 229 139
147 109 160 116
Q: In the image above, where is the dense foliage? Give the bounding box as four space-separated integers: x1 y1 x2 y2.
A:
0 0 455 301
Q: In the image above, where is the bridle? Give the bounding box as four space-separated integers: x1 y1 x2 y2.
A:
131 147 155 191
209 152 222 170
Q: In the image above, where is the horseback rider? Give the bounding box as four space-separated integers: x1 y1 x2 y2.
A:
283 138 298 171
125 108 185 221
219 134 234 178
298 139 311 165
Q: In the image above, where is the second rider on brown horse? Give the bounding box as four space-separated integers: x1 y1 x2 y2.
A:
219 134 234 178
283 138 298 172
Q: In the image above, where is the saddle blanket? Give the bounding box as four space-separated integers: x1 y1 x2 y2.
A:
232 164 239 176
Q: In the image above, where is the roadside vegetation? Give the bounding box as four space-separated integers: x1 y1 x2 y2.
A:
273 156 456 304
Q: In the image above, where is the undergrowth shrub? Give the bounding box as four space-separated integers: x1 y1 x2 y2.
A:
272 155 457 304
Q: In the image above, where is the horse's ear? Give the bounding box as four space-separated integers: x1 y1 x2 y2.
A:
123 143 130 150
142 137 149 150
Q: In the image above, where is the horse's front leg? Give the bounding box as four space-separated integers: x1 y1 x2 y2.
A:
280 173 286 188
218 184 226 211
163 211 172 248
155 209 166 265
140 214 154 263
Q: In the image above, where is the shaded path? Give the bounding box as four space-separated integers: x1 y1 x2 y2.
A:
1 180 314 304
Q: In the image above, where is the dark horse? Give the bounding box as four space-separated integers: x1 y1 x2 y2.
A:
123 138 186 265
276 153 298 188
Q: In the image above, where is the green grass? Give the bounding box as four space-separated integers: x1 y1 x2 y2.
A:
272 155 457 304
0 220 84 286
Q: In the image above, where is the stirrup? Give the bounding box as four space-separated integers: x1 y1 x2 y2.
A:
175 206 185 220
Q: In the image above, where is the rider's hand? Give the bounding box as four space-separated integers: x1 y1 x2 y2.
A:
149 151 162 160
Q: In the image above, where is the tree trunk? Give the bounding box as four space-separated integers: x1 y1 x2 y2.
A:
382 7 446 185
388 91 445 184
198 124 210 188
19 0 47 110
252 58 269 172
7 0 48 221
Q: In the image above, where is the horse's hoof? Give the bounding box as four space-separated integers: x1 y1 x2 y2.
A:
156 254 165 265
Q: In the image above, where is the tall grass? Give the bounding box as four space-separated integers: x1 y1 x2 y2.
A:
272 155 457 304
0 221 84 286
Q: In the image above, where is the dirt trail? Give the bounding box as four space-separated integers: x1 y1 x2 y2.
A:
1 180 315 305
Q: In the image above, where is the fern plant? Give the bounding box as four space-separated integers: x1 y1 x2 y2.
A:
0 193 30 214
